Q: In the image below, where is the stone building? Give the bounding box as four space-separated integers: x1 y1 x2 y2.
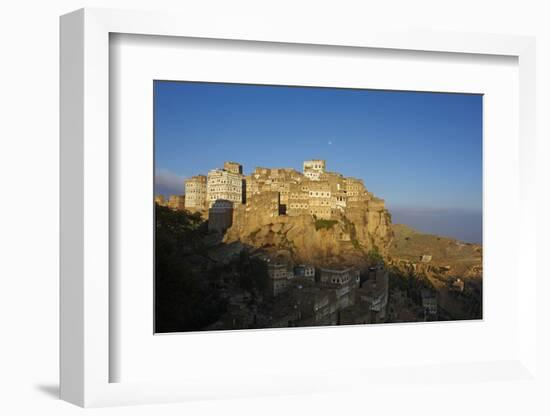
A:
266 177 291 211
420 254 432 263
184 175 207 211
245 167 274 198
208 199 233 233
246 167 302 211
319 267 360 287
295 288 338 326
307 180 334 218
246 191 281 217
223 161 243 175
303 159 326 181
287 198 309 216
321 171 345 189
245 174 260 197
333 190 347 211
207 167 244 207
333 284 355 309
294 264 315 280
267 262 291 297
345 177 368 202
357 267 389 319
421 289 438 319
167 195 185 211
287 183 310 216
265 263 389 327
292 283 356 326
235 159 383 220
154 195 166 206
224 191 282 243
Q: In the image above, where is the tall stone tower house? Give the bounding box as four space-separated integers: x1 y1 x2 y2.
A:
303 159 326 181
223 161 243 175
184 175 207 211
207 166 244 207
206 162 244 233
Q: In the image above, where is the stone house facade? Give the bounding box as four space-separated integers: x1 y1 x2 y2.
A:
358 268 389 318
303 159 326 181
319 267 360 287
207 168 244 207
184 175 207 211
267 262 292 297
223 161 243 175
307 180 333 218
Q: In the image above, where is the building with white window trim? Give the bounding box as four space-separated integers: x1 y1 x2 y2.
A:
318 267 360 286
184 175 207 211
207 167 244 207
303 159 326 181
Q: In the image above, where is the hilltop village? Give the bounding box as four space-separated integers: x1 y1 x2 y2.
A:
155 160 482 330
157 160 386 224
155 160 396 327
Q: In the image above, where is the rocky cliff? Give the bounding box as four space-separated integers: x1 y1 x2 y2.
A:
223 194 393 268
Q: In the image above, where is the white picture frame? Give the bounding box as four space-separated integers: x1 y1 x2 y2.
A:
60 7 538 407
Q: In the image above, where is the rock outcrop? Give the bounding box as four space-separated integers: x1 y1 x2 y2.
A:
223 193 393 268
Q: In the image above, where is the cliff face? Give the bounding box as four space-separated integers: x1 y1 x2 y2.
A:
223 195 393 268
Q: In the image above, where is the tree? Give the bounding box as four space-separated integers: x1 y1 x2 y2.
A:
234 251 269 295
154 205 225 332
366 248 383 265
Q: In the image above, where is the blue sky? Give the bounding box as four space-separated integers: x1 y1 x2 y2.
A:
154 81 482 243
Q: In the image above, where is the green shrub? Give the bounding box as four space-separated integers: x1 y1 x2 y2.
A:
367 248 383 265
314 219 338 230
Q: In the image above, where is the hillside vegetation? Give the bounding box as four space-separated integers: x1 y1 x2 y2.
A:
389 223 482 277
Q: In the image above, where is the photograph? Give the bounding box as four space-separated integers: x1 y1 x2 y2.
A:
154 80 483 333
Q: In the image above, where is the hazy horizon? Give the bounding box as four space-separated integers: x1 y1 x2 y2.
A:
389 205 482 244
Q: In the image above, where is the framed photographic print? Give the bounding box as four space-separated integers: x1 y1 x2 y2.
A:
60 8 538 408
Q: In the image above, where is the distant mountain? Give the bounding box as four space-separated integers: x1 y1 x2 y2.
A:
390 207 482 244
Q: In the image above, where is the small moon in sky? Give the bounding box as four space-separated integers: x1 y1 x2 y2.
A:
328 141 332 145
